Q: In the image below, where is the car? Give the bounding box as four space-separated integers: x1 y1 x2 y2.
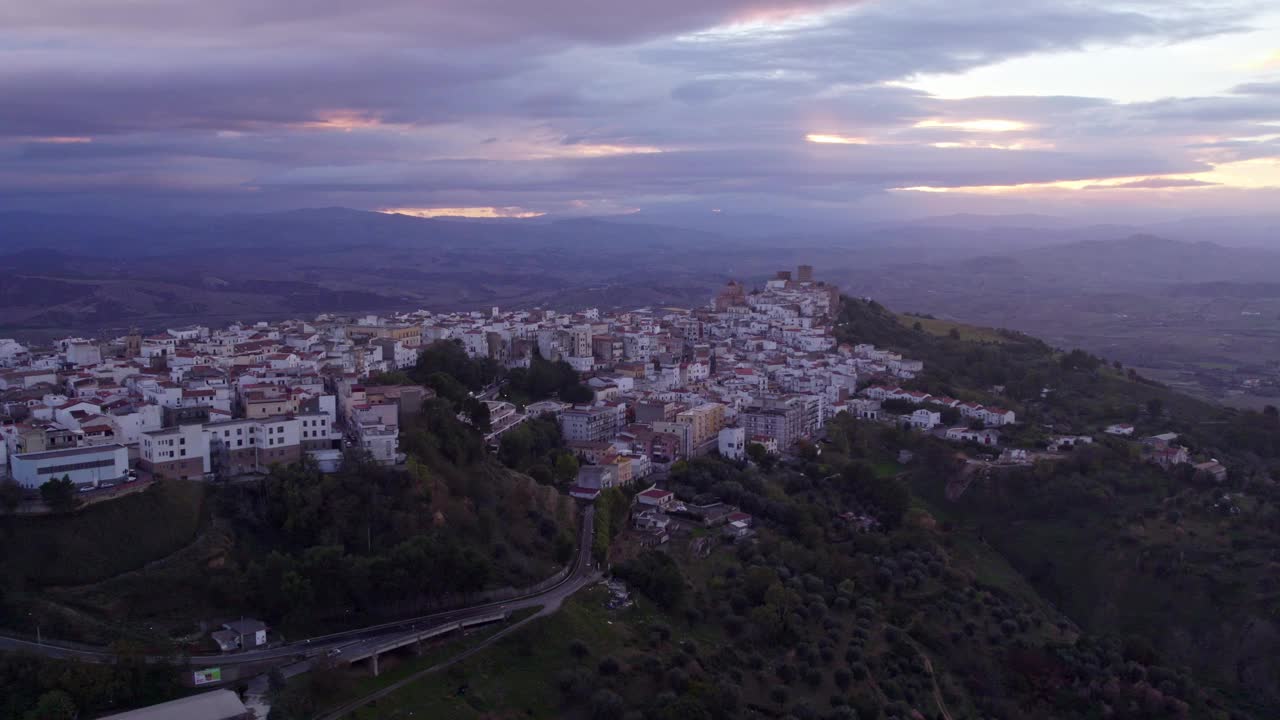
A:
326 648 343 658
126 469 139 481
78 486 94 493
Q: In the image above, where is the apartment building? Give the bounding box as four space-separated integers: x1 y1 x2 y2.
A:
559 405 622 443
676 402 726 449
141 423 210 480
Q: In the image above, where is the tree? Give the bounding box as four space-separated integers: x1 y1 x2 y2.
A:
39 476 80 513
591 681 627 717
464 398 491 432
746 442 775 469
0 479 23 513
615 550 686 609
1146 397 1164 420
554 453 580 484
412 340 497 391
425 371 469 405
560 382 595 404
25 690 77 720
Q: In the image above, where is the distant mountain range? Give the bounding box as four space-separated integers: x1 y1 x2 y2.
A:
3 208 1278 406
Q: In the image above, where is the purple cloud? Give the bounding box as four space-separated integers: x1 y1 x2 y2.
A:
0 0 1274 219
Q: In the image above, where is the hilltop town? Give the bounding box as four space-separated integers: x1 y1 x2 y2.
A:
4 264 1231 510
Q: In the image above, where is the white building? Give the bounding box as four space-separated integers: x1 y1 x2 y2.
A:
909 409 941 430
10 443 129 489
718 426 746 460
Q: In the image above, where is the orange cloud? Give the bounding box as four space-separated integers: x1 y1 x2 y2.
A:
379 206 545 219
301 111 389 132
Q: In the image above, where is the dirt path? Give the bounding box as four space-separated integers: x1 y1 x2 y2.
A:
916 648 954 720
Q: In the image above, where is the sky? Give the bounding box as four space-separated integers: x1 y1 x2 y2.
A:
1 0 1278 223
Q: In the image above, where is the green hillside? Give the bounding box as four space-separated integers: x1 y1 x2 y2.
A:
0 480 207 587
278 297 1278 720
1 392 577 647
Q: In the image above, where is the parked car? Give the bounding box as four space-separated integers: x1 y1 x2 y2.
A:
125 469 139 482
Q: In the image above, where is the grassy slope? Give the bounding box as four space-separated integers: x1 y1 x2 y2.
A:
0 480 206 587
896 313 1013 344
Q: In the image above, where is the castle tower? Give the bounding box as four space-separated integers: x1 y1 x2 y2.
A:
125 327 141 358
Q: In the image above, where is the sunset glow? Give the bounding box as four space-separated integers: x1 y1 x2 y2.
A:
892 158 1280 195
379 207 546 219
22 136 93 144
301 111 388 132
914 119 1030 133
805 133 869 145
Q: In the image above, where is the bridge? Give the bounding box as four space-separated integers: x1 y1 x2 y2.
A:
333 611 510 676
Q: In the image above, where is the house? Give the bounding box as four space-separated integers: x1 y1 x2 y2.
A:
944 427 1001 446
723 519 754 541
747 435 779 456
576 464 619 490
221 618 268 649
1146 444 1189 469
908 409 941 430
633 509 672 530
637 528 670 546
569 486 601 501
983 407 1016 426
1049 435 1093 451
636 486 675 509
849 398 881 420
568 440 616 465
1104 423 1135 436
1193 460 1228 483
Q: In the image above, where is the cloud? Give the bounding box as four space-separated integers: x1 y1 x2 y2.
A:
0 0 854 47
0 0 1276 219
1081 177 1221 190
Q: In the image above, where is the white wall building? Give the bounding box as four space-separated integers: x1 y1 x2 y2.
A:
718 426 746 461
10 443 129 489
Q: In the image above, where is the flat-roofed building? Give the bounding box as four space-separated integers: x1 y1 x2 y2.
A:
140 423 210 480
97 689 250 720
10 443 128 489
676 402 726 448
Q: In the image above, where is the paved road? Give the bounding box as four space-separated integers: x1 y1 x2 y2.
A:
0 505 597 671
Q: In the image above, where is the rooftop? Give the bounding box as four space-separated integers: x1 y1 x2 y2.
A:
14 443 125 461
97 689 249 720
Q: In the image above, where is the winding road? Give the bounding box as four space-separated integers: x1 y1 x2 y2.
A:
0 506 598 674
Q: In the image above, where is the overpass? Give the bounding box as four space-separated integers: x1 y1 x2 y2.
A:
332 611 509 676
